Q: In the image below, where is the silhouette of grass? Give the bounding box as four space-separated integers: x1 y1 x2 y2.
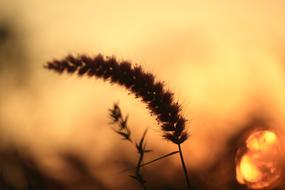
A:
109 103 150 189
45 54 191 189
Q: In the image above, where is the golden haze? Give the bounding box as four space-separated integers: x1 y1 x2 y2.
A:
0 0 285 189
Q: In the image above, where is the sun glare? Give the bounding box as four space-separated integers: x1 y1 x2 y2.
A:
236 129 283 189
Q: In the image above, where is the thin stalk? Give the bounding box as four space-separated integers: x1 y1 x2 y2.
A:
178 144 190 190
120 151 179 173
136 155 148 190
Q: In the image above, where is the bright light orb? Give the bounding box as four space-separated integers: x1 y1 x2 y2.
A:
236 129 283 189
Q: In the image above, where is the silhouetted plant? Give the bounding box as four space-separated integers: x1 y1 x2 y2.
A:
109 103 150 189
45 54 191 189
132 129 151 189
109 104 132 143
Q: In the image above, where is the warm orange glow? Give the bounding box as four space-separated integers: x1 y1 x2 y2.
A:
237 155 262 183
236 129 282 189
1 1 285 189
246 131 278 152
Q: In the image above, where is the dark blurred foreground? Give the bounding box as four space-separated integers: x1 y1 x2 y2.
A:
1 116 284 190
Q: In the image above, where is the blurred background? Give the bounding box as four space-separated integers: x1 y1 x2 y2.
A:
0 0 285 189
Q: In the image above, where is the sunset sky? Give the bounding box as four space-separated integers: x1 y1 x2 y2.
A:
0 0 285 189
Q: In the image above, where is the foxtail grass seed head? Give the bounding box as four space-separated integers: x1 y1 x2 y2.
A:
45 54 189 144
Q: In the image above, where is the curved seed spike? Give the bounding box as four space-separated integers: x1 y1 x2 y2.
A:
44 54 188 144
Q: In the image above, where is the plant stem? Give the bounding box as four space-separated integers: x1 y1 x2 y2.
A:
121 151 179 172
178 144 190 190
